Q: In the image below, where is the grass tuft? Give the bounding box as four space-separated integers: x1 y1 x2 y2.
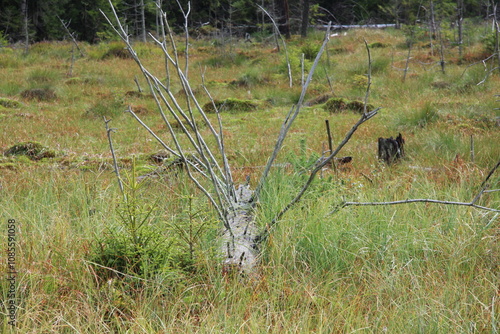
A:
20 88 57 101
0 97 22 108
204 98 258 113
4 141 57 160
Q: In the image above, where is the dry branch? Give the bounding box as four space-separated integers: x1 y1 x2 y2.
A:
257 108 379 242
57 15 85 57
253 23 332 203
255 40 379 242
331 158 500 214
103 117 124 196
257 5 293 87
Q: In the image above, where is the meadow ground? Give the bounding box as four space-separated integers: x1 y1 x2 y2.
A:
0 26 499 332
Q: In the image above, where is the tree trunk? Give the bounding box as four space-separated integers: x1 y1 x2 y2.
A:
457 0 464 60
300 0 310 38
429 0 435 55
21 0 29 53
222 184 259 275
278 0 291 39
140 0 146 42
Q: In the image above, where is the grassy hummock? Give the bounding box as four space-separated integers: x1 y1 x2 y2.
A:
203 97 258 113
4 141 57 160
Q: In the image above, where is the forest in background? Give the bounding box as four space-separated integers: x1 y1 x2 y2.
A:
0 0 495 44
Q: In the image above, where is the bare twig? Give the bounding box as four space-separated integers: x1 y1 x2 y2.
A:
201 70 236 202
84 260 152 282
334 198 499 213
477 67 500 86
134 75 143 92
331 158 500 214
175 0 190 79
325 119 333 155
460 54 495 78
362 38 372 115
301 53 305 86
479 159 500 190
103 117 124 196
470 135 474 163
57 15 85 57
258 5 293 87
402 4 423 82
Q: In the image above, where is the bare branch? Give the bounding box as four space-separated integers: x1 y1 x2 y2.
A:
256 108 379 242
175 0 190 79
103 117 124 197
479 158 500 189
362 38 372 115
253 23 332 203
335 199 499 213
257 5 293 87
101 2 234 231
331 158 500 215
201 70 236 202
460 54 495 78
57 15 85 57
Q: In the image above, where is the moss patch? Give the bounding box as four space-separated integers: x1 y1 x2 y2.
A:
324 97 348 113
0 97 22 108
65 76 103 85
4 142 57 160
305 93 335 106
369 42 390 48
20 88 57 101
324 97 374 114
346 100 374 113
101 43 132 59
203 98 258 113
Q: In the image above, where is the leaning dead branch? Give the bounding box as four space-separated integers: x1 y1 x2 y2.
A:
57 15 85 57
253 23 332 203
331 158 500 214
103 117 124 196
336 198 499 213
461 6 500 84
258 5 293 88
257 108 379 242
256 39 379 242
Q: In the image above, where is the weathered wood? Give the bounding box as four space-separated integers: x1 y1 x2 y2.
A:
222 184 259 275
378 133 405 164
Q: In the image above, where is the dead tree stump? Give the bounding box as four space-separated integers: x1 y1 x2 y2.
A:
222 184 259 276
378 133 405 164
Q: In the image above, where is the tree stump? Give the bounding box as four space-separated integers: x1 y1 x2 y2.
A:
378 133 405 164
222 184 259 276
